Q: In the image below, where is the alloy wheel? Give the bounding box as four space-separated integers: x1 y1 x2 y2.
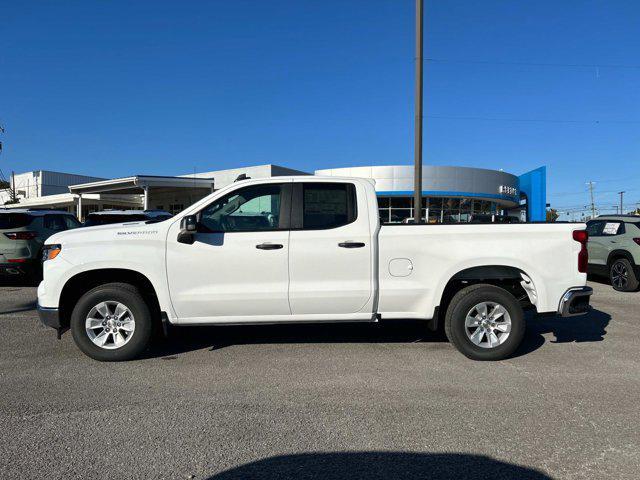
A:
465 301 512 349
85 301 136 350
611 261 628 289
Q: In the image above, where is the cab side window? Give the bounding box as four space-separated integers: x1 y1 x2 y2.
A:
199 184 284 232
301 183 357 230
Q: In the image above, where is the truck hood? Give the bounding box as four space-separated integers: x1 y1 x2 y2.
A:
45 221 157 245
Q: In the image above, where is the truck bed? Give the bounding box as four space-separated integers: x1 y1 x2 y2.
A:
377 223 586 319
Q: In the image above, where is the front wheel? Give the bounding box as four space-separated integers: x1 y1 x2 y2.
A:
70 283 153 361
444 284 525 361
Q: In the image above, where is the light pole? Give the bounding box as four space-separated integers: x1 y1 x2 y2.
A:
413 0 424 224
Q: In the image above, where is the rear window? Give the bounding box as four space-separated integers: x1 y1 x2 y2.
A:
0 213 33 229
302 183 357 230
84 214 147 226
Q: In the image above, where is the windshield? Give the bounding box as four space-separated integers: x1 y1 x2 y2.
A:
0 213 33 229
84 214 147 227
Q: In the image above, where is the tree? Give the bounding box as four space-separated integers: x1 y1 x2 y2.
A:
546 208 559 222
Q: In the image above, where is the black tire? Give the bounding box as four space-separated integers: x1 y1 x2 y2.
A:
609 258 639 292
70 282 153 361
444 284 525 361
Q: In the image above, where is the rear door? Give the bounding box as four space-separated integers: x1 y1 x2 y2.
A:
288 181 373 316
586 220 606 265
600 221 626 260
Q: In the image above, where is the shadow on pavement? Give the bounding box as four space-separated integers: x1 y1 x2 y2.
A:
0 300 37 315
146 319 446 359
514 308 610 357
147 307 610 360
0 276 40 288
207 452 552 479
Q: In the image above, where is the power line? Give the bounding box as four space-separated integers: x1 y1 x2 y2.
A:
425 115 640 124
425 58 640 70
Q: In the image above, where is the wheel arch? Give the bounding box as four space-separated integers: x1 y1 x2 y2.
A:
430 265 536 332
58 268 161 330
607 249 636 268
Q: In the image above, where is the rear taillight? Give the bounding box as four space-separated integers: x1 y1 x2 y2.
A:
573 230 588 273
3 231 37 240
633 238 640 246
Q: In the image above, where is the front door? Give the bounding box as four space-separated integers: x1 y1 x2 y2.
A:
288 181 374 316
166 182 292 322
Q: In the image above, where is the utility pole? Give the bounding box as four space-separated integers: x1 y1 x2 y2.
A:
11 171 17 203
618 191 625 214
586 181 596 219
413 0 424 224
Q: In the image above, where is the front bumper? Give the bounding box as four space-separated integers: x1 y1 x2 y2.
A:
558 286 593 317
37 304 61 329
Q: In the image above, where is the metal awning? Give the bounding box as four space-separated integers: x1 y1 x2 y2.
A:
69 175 215 195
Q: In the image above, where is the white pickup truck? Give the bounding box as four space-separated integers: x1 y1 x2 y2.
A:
37 176 592 361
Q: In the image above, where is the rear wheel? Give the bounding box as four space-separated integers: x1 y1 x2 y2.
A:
444 284 525 361
610 258 639 292
70 283 153 361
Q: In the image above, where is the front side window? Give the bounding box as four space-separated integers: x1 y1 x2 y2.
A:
302 183 356 229
199 184 283 232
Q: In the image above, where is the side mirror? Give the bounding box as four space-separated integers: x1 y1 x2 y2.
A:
177 215 197 244
181 215 197 232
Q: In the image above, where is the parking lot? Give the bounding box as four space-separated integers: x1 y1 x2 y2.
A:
0 280 638 479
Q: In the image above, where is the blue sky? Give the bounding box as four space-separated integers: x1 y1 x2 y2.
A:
1 0 639 217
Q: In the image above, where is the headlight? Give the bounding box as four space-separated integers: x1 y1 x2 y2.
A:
42 244 62 262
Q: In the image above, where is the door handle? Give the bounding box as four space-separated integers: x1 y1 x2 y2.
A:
256 243 283 250
338 241 365 248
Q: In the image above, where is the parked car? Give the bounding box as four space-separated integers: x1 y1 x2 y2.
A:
83 210 172 227
0 209 80 279
37 177 591 362
586 215 640 291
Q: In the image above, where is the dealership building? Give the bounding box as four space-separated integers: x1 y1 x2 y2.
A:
2 164 546 222
316 165 546 223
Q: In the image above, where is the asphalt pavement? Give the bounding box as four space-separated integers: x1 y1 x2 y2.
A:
0 279 638 479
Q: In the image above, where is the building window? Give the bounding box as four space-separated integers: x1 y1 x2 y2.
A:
169 204 184 215
378 195 502 224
